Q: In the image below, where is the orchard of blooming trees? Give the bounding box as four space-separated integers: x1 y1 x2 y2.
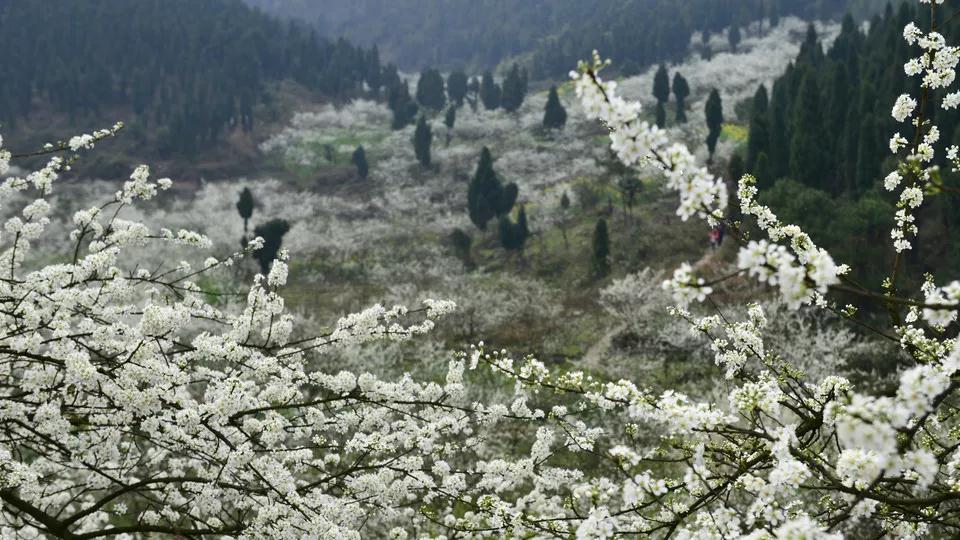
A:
3 1 960 538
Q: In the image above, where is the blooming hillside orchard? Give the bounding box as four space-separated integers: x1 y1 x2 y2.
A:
3 1 960 538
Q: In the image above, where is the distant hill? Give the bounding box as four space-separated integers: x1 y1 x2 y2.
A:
0 0 384 159
244 0 854 77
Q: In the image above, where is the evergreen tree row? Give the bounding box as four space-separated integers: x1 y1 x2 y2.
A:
746 7 960 195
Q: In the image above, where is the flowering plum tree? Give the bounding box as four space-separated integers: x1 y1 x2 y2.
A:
4 1 960 538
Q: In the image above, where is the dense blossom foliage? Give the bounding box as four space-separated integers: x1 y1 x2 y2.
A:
5 1 960 538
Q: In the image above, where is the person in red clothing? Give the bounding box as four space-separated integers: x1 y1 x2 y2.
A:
708 228 720 250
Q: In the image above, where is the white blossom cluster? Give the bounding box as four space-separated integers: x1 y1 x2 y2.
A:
571 51 729 223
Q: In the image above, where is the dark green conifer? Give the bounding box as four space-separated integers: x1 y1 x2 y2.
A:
352 146 369 179
252 219 291 275
672 72 690 123
543 86 567 130
592 218 611 277
705 89 724 162
413 115 432 168
236 187 254 235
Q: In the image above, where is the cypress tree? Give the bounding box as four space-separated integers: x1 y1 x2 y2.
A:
416 68 446 111
789 70 827 189
480 71 501 110
543 86 567 129
592 218 611 277
655 102 667 129
754 152 772 190
746 85 770 172
498 208 529 252
413 115 432 168
388 82 418 130
729 24 742 52
517 204 529 238
444 105 456 145
352 146 369 179
768 78 791 179
559 191 571 249
447 70 468 107
236 187 254 235
365 46 383 93
705 89 724 162
252 219 291 275
449 228 474 269
468 147 517 230
501 64 526 112
855 113 880 193
653 64 670 105
672 72 690 123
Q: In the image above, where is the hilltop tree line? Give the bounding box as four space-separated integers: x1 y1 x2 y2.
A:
0 0 388 155
246 0 853 80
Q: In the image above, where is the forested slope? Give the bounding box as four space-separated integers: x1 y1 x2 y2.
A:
246 0 853 77
0 0 384 157
746 3 960 285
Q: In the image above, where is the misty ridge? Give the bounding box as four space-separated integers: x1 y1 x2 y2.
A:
1 0 959 538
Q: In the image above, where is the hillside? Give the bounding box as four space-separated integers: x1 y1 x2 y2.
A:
0 0 384 174
247 0 854 77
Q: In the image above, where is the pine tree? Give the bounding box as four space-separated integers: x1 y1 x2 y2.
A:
416 68 446 111
501 64 527 112
746 85 770 172
592 218 611 277
655 102 667 129
388 82 418 130
768 78 791 179
498 208 529 253
480 71 501 110
446 70 468 107
729 24 742 52
705 89 724 162
443 105 456 145
237 187 253 247
855 113 880 193
672 72 690 123
789 70 827 189
236 187 254 235
352 146 369 179
413 115 432 168
543 86 567 130
754 152 772 189
468 147 517 230
365 46 383 93
449 228 473 269
252 219 291 275
653 64 670 105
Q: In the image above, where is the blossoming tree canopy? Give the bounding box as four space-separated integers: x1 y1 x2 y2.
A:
4 0 960 538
